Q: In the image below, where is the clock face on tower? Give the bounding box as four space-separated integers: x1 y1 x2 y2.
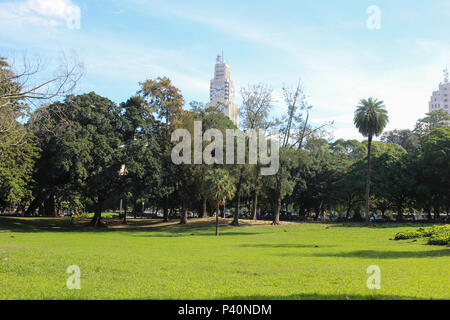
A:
212 84 226 100
207 55 239 127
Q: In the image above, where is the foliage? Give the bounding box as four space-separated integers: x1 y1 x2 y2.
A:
354 97 390 225
381 129 420 154
0 58 38 209
414 110 450 137
204 169 236 206
394 225 450 246
354 98 389 139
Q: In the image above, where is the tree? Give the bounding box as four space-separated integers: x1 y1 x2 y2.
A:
354 97 389 226
1 54 83 149
279 81 333 150
0 58 39 211
0 132 38 212
30 93 123 225
381 129 420 154
139 77 184 221
414 110 450 137
198 106 237 219
264 147 297 225
371 149 412 221
204 169 236 236
239 84 273 220
120 96 161 224
419 127 450 219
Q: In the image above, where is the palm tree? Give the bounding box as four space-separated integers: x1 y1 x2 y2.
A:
354 98 389 226
204 169 236 236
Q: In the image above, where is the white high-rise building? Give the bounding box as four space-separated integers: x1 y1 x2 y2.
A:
429 68 450 115
207 54 239 127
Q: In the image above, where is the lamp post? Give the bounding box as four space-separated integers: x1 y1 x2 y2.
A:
118 164 128 224
223 197 226 218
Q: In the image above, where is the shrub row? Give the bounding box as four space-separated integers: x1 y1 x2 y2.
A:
394 225 450 246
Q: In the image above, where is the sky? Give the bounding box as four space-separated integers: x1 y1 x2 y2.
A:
1 0 449 140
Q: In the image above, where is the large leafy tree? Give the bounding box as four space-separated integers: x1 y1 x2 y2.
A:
371 149 413 221
0 58 38 212
120 96 161 224
0 133 38 211
381 129 420 155
354 97 389 225
30 93 123 225
419 127 450 218
414 110 450 137
139 77 184 221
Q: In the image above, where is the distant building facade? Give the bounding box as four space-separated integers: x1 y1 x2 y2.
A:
206 54 239 127
429 68 450 115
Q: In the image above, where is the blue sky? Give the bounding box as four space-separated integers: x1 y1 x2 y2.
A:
1 0 449 139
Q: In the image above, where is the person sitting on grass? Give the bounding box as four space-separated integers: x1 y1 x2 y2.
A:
369 212 378 226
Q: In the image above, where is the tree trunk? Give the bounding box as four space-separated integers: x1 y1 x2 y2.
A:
216 203 220 236
434 208 440 221
397 208 403 222
132 199 138 219
38 202 44 216
180 202 188 225
222 200 226 218
25 196 41 216
120 199 128 224
44 194 56 217
90 202 103 227
345 205 352 220
353 208 363 221
163 196 169 222
427 209 432 221
200 197 207 218
251 191 258 221
272 193 281 225
231 194 240 226
314 209 319 221
364 136 372 226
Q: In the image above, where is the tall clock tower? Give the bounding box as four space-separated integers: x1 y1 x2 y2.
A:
207 54 239 127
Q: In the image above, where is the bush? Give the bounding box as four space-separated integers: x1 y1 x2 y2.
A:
428 227 450 246
394 225 450 246
394 230 424 240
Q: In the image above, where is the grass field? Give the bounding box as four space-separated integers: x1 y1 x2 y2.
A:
0 216 449 300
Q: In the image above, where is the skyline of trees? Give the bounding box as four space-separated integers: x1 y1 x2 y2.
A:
1 56 449 226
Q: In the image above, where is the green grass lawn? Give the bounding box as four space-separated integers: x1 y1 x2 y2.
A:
0 217 449 300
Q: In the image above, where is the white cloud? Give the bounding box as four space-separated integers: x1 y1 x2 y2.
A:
146 3 450 140
0 0 81 29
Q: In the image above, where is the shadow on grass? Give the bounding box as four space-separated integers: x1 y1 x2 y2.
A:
239 244 336 249
326 222 439 229
133 232 262 238
286 249 450 259
216 293 425 300
0 216 84 233
0 217 264 237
